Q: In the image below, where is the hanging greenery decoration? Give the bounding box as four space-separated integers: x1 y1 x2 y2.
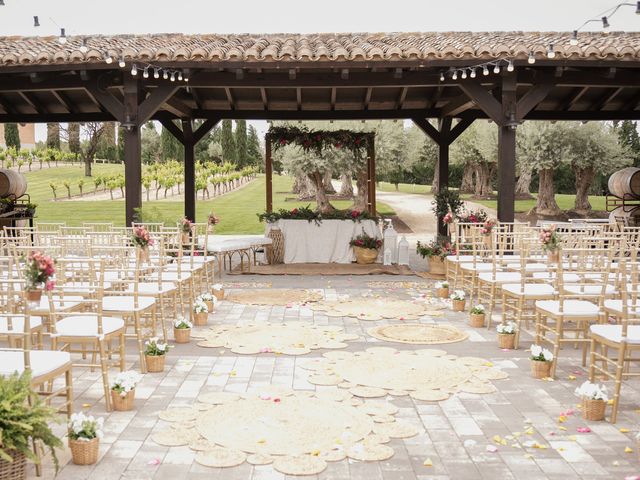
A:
268 126 372 155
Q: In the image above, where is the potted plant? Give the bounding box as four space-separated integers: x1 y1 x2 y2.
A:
132 226 153 264
212 283 225 301
207 211 220 233
110 371 141 411
530 345 554 379
198 293 216 313
144 338 171 373
179 217 193 245
0 372 62 478
539 225 561 263
349 231 382 265
434 281 449 299
193 300 209 326
174 317 193 344
574 381 608 421
450 290 466 312
469 304 485 327
416 238 456 275
22 250 55 302
68 412 104 465
496 321 517 349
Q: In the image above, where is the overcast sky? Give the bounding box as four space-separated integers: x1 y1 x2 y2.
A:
2 0 638 141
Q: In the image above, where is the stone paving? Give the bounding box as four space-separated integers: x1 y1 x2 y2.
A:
39 275 640 479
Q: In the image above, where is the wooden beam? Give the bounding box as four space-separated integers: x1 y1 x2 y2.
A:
158 117 185 144
260 88 268 109
589 87 623 111
447 117 474 144
364 87 372 110
123 76 141 226
85 85 124 123
427 85 443 109
441 93 475 117
0 94 16 115
182 120 196 222
412 118 443 144
265 135 273 212
137 84 180 124
192 118 220 144
330 87 337 110
224 87 235 110
366 138 376 215
296 88 302 111
516 82 554 120
558 86 589 111
51 90 75 114
190 87 204 110
497 73 517 223
163 96 192 119
396 87 408 110
18 91 47 114
458 83 503 123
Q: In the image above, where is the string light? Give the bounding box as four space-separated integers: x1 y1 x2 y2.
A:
602 16 611 33
547 44 556 58
131 64 138 76
528 51 536 64
104 53 113 64
177 72 183 81
470 67 477 78
439 72 445 82
493 63 500 74
118 56 126 68
154 68 160 79
461 69 467 79
79 37 88 53
58 28 67 44
452 70 458 80
482 65 489 76
570 1 639 45
142 66 149 79
163 70 169 80
570 30 579 46
33 15 40 27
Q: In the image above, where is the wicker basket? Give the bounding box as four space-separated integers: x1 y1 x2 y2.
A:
582 398 606 421
204 300 215 312
452 299 466 312
174 327 191 344
26 289 42 302
145 354 166 373
436 287 449 299
111 389 135 411
469 313 485 327
353 246 378 265
267 228 285 264
530 360 552 379
547 250 560 264
213 289 225 301
69 437 99 465
193 312 208 326
0 450 26 480
428 256 446 275
497 333 515 349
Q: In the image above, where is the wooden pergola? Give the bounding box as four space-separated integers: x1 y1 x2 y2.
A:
1 32 640 230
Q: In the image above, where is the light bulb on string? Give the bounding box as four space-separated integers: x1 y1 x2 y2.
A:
461 69 467 79
33 16 40 27
470 68 476 78
79 38 88 53
184 75 189 82
170 72 176 82
439 72 445 82
570 30 579 46
482 65 489 76
143 67 149 79
163 70 169 80
131 64 138 76
602 16 610 34
636 0 640 14
104 53 113 64
452 70 458 80
178 72 183 81
493 64 500 74
153 68 160 79
58 28 67 45
547 44 555 59
507 60 514 72
528 51 536 64
118 57 126 68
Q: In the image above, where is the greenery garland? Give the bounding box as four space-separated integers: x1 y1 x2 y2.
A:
268 126 372 155
258 205 379 225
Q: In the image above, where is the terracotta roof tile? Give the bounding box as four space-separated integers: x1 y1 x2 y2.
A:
0 32 638 67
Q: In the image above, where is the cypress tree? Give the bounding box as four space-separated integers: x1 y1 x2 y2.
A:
246 125 263 167
4 123 20 150
617 120 640 167
221 119 236 163
97 122 117 161
235 119 247 167
68 123 81 159
160 123 184 161
46 123 60 149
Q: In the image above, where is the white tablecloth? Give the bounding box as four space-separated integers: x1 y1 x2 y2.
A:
271 219 379 264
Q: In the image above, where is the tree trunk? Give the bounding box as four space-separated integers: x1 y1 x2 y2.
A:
308 171 335 213
297 176 316 200
515 167 534 199
573 166 595 213
84 156 92 177
353 168 369 211
339 171 354 197
460 164 475 194
473 163 493 198
323 170 336 194
535 168 561 215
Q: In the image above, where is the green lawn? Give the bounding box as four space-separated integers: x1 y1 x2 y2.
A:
377 182 433 194
24 167 394 234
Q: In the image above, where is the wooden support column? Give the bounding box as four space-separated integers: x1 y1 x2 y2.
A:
366 136 376 215
182 120 196 222
265 135 273 212
123 77 141 226
498 74 517 223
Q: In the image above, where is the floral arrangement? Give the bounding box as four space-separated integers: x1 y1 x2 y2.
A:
540 225 560 252
179 217 193 234
574 381 608 401
132 226 153 248
470 304 485 314
110 371 141 397
435 281 449 289
496 321 517 334
458 209 488 224
212 283 223 291
258 205 379 225
416 238 457 259
144 337 171 356
193 299 209 314
530 345 554 362
450 290 466 301
443 212 454 224
268 126 372 155
68 412 104 442
481 219 497 236
23 250 55 291
198 293 216 302
174 318 193 329
349 231 383 250
208 212 220 226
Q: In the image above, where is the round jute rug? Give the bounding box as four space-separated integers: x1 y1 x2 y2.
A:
312 298 445 320
225 289 322 306
196 322 359 355
367 323 468 345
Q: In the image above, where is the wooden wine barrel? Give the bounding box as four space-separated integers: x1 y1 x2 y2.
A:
609 206 640 226
0 169 27 199
608 167 640 199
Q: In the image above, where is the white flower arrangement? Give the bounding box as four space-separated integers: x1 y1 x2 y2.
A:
110 370 141 397
496 321 517 334
193 299 209 314
530 344 554 362
449 290 466 301
212 283 223 291
470 304 485 315
174 317 193 329
144 337 171 356
435 281 449 289
68 412 104 441
574 381 608 401
198 292 216 302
